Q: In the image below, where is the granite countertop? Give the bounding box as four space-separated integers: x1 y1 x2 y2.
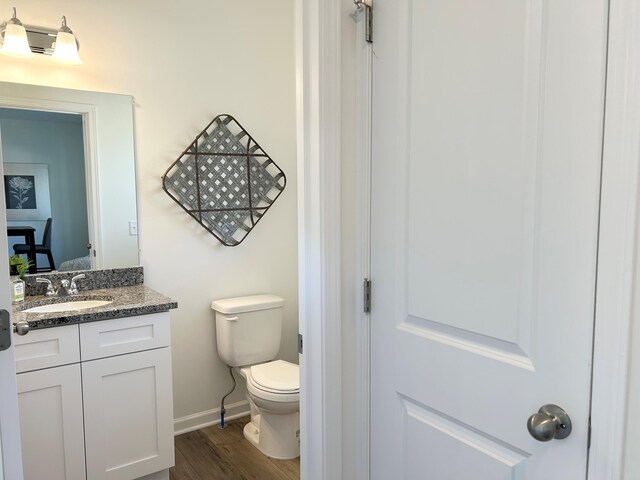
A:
12 284 178 330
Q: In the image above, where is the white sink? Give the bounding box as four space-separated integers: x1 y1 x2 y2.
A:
22 300 113 314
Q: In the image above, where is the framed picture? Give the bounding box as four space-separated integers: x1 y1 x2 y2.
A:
4 163 51 221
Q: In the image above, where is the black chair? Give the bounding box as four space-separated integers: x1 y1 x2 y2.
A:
13 218 56 272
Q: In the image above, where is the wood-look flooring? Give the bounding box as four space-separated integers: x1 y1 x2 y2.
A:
170 416 300 480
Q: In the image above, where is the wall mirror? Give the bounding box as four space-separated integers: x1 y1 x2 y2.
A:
0 82 139 271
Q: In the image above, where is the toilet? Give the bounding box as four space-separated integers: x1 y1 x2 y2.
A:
211 294 300 460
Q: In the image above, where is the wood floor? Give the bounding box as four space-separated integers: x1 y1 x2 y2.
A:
170 416 300 480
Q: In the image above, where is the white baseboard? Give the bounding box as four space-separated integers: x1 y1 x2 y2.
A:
173 400 250 436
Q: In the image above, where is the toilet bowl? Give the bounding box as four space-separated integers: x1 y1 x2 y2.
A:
239 360 300 459
211 295 300 460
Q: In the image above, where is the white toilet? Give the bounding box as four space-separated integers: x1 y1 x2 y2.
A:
211 294 300 460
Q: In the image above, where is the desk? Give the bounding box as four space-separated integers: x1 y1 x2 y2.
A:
7 226 37 274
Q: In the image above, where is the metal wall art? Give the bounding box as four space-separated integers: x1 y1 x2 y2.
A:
162 114 286 246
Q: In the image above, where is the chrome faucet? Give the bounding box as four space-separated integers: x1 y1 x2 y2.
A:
36 278 57 296
60 273 85 295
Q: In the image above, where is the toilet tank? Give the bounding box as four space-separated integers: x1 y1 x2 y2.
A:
211 294 285 367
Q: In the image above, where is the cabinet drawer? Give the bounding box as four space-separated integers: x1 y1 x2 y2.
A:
80 312 171 361
14 324 80 373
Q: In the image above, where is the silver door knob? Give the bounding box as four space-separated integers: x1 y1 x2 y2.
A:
527 404 572 441
13 320 30 336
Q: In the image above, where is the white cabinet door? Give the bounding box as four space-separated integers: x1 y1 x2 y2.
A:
82 348 174 480
17 364 86 480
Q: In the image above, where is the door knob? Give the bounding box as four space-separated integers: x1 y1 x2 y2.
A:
13 320 30 336
527 404 572 441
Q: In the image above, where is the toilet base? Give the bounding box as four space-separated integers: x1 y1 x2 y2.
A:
243 412 300 460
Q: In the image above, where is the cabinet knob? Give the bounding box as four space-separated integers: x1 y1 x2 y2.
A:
14 320 30 336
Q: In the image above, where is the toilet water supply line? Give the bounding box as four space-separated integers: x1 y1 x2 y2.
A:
219 365 236 429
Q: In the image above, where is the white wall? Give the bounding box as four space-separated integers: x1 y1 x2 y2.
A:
0 0 297 428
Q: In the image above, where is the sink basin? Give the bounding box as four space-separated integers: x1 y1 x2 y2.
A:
22 300 113 314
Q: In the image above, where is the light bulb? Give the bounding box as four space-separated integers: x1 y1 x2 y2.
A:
0 8 33 58
52 16 81 65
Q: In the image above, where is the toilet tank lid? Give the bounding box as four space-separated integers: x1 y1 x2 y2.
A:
211 294 284 314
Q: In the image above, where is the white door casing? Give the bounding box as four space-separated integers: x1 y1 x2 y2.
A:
370 0 609 477
295 0 344 479
0 127 24 480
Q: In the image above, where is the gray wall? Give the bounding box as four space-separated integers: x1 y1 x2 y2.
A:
0 109 89 269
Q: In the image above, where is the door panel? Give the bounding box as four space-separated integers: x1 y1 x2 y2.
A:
370 0 609 477
403 398 529 478
407 0 543 344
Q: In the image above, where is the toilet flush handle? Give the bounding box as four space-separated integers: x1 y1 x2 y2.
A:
225 316 239 322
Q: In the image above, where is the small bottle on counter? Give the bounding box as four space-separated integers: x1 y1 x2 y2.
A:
11 276 25 304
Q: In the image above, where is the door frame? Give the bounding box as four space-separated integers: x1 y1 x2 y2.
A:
0 128 24 480
588 0 640 476
296 0 640 478
296 1 344 479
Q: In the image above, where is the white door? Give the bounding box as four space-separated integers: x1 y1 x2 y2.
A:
0 128 23 480
370 0 609 478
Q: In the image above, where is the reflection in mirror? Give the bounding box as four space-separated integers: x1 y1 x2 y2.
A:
0 108 89 272
0 82 139 271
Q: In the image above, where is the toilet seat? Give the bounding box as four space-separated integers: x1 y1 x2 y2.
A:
249 360 299 393
245 360 299 402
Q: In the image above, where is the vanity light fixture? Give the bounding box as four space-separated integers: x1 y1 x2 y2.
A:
0 7 33 58
51 16 81 64
0 7 81 64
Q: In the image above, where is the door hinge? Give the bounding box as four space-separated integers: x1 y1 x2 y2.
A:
364 278 372 313
298 333 303 354
587 417 592 449
0 309 11 351
354 0 373 43
365 4 373 43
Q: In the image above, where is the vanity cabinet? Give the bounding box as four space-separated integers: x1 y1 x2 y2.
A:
81 313 174 480
14 312 174 480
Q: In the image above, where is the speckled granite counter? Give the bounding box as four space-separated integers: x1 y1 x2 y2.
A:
12 284 178 330
24 266 144 296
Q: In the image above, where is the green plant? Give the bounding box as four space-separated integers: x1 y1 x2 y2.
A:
9 255 31 279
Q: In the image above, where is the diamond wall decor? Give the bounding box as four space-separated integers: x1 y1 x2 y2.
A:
162 114 286 246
